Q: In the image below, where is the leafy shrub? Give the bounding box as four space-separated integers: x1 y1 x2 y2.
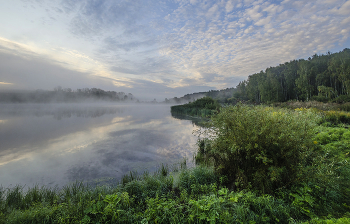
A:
332 95 350 103
338 102 350 111
195 104 321 193
121 171 140 185
311 96 329 103
144 196 185 223
176 166 218 195
186 188 293 224
322 110 350 125
122 175 173 205
310 127 350 216
4 205 57 224
302 217 350 223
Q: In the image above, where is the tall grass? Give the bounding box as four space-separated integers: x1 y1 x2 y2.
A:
0 163 349 223
1 104 350 223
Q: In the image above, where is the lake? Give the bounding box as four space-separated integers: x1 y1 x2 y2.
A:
0 103 200 188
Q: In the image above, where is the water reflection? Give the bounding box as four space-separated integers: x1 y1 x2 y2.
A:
170 112 209 127
0 103 200 188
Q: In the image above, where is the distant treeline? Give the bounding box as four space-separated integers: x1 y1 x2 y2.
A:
0 105 126 119
0 87 137 103
234 48 350 104
165 87 236 104
168 48 350 105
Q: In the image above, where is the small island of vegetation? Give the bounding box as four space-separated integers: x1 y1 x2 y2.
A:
170 97 221 118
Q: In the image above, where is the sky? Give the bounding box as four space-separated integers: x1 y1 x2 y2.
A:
0 0 349 101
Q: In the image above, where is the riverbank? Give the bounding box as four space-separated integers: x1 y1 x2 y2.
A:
1 104 350 223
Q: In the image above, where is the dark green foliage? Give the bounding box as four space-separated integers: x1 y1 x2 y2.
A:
4 186 24 210
338 102 350 111
159 163 169 177
2 104 350 223
4 205 57 224
144 196 186 223
176 166 218 197
122 171 140 185
122 174 174 205
322 110 350 125
185 189 294 224
333 95 350 103
0 162 348 223
195 104 320 193
237 48 350 104
310 127 350 215
171 49 350 106
171 97 221 118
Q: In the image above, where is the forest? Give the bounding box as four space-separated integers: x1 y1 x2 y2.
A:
167 48 350 106
233 48 350 104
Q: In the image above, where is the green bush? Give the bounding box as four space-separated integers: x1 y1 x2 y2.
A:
311 127 350 216
302 217 350 223
176 166 218 196
322 110 350 125
5 205 57 224
144 196 185 223
311 96 329 103
195 104 321 193
171 97 221 118
332 95 350 104
338 102 350 111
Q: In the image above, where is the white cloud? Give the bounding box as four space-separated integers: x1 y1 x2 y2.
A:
190 0 198 5
206 4 219 19
0 0 349 99
263 3 283 15
225 0 235 13
245 4 262 21
337 0 350 15
255 16 272 26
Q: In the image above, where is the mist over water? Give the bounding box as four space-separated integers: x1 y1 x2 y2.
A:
0 103 200 188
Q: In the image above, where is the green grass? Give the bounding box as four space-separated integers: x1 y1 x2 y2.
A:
2 105 350 223
1 162 348 223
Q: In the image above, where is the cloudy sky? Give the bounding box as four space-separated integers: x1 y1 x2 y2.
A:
0 0 349 100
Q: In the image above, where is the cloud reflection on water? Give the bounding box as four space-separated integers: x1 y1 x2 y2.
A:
0 104 199 187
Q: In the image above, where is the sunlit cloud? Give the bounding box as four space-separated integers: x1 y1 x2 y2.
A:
0 0 349 99
0 82 13 85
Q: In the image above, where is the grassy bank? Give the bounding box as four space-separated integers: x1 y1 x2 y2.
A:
1 164 349 223
1 104 350 223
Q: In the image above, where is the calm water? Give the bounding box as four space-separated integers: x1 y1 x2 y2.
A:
0 103 200 188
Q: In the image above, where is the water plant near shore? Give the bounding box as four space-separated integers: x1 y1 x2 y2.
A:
0 162 349 223
1 105 350 223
